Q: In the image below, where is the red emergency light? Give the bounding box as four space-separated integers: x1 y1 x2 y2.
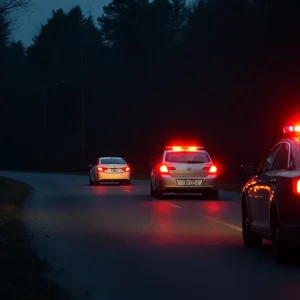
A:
283 126 300 137
165 146 204 151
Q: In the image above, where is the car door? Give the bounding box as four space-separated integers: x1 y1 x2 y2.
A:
249 144 281 227
259 142 290 228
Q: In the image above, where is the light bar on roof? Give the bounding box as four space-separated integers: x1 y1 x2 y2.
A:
283 125 300 134
165 146 204 151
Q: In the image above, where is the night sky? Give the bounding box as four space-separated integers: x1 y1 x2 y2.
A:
12 0 110 46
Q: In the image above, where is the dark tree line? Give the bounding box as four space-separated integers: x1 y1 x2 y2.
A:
1 0 300 178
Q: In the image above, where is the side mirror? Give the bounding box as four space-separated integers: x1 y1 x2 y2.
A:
88 164 93 168
241 164 256 176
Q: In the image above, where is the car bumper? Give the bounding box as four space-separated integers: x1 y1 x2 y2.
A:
95 172 130 182
156 175 218 193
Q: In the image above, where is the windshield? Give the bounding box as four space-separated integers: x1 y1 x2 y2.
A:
165 151 211 163
101 158 126 165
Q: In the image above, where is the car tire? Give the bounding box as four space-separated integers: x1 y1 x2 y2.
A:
89 177 93 185
242 198 262 248
150 181 154 197
271 208 288 264
93 172 98 185
125 180 131 185
209 188 219 199
153 181 163 199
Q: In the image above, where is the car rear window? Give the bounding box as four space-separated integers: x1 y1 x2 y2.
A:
101 158 126 164
165 151 211 163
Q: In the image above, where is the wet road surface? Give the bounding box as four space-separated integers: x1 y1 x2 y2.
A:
1 172 300 300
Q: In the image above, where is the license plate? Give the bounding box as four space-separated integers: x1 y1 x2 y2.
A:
176 179 202 186
110 168 118 172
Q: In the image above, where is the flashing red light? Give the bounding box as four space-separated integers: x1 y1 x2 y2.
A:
160 165 169 173
159 164 176 174
203 165 218 174
172 146 183 151
187 146 198 151
209 165 217 174
297 180 300 194
98 167 108 172
292 178 300 195
165 145 204 151
283 125 300 134
121 166 130 172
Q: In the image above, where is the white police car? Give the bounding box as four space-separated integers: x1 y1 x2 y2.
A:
150 145 219 198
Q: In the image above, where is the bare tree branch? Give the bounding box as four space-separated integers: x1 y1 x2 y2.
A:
0 0 33 15
0 13 11 43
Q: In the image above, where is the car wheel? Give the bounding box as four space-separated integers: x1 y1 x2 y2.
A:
150 181 154 197
153 181 163 199
89 177 93 185
93 173 98 185
271 208 288 264
125 180 131 185
242 198 262 248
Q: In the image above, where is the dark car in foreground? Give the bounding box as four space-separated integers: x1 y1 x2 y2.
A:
241 125 300 263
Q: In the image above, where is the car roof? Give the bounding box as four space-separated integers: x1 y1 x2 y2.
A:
278 137 298 147
99 157 124 160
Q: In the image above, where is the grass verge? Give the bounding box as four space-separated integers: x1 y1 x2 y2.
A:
0 176 69 300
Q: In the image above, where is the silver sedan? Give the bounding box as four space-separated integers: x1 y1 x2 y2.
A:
89 157 131 185
150 146 219 199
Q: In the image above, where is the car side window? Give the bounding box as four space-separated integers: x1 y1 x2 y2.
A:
260 144 281 173
289 154 295 169
271 143 290 171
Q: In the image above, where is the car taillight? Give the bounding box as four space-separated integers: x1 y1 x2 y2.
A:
203 165 217 174
159 165 176 174
293 178 300 194
209 165 217 174
121 166 130 172
97 167 108 172
160 165 169 173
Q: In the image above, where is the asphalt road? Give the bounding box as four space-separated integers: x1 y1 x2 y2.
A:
2 171 300 300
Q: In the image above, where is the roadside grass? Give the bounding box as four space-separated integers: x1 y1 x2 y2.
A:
0 176 69 300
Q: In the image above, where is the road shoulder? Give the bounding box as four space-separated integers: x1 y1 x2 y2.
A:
0 176 70 300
